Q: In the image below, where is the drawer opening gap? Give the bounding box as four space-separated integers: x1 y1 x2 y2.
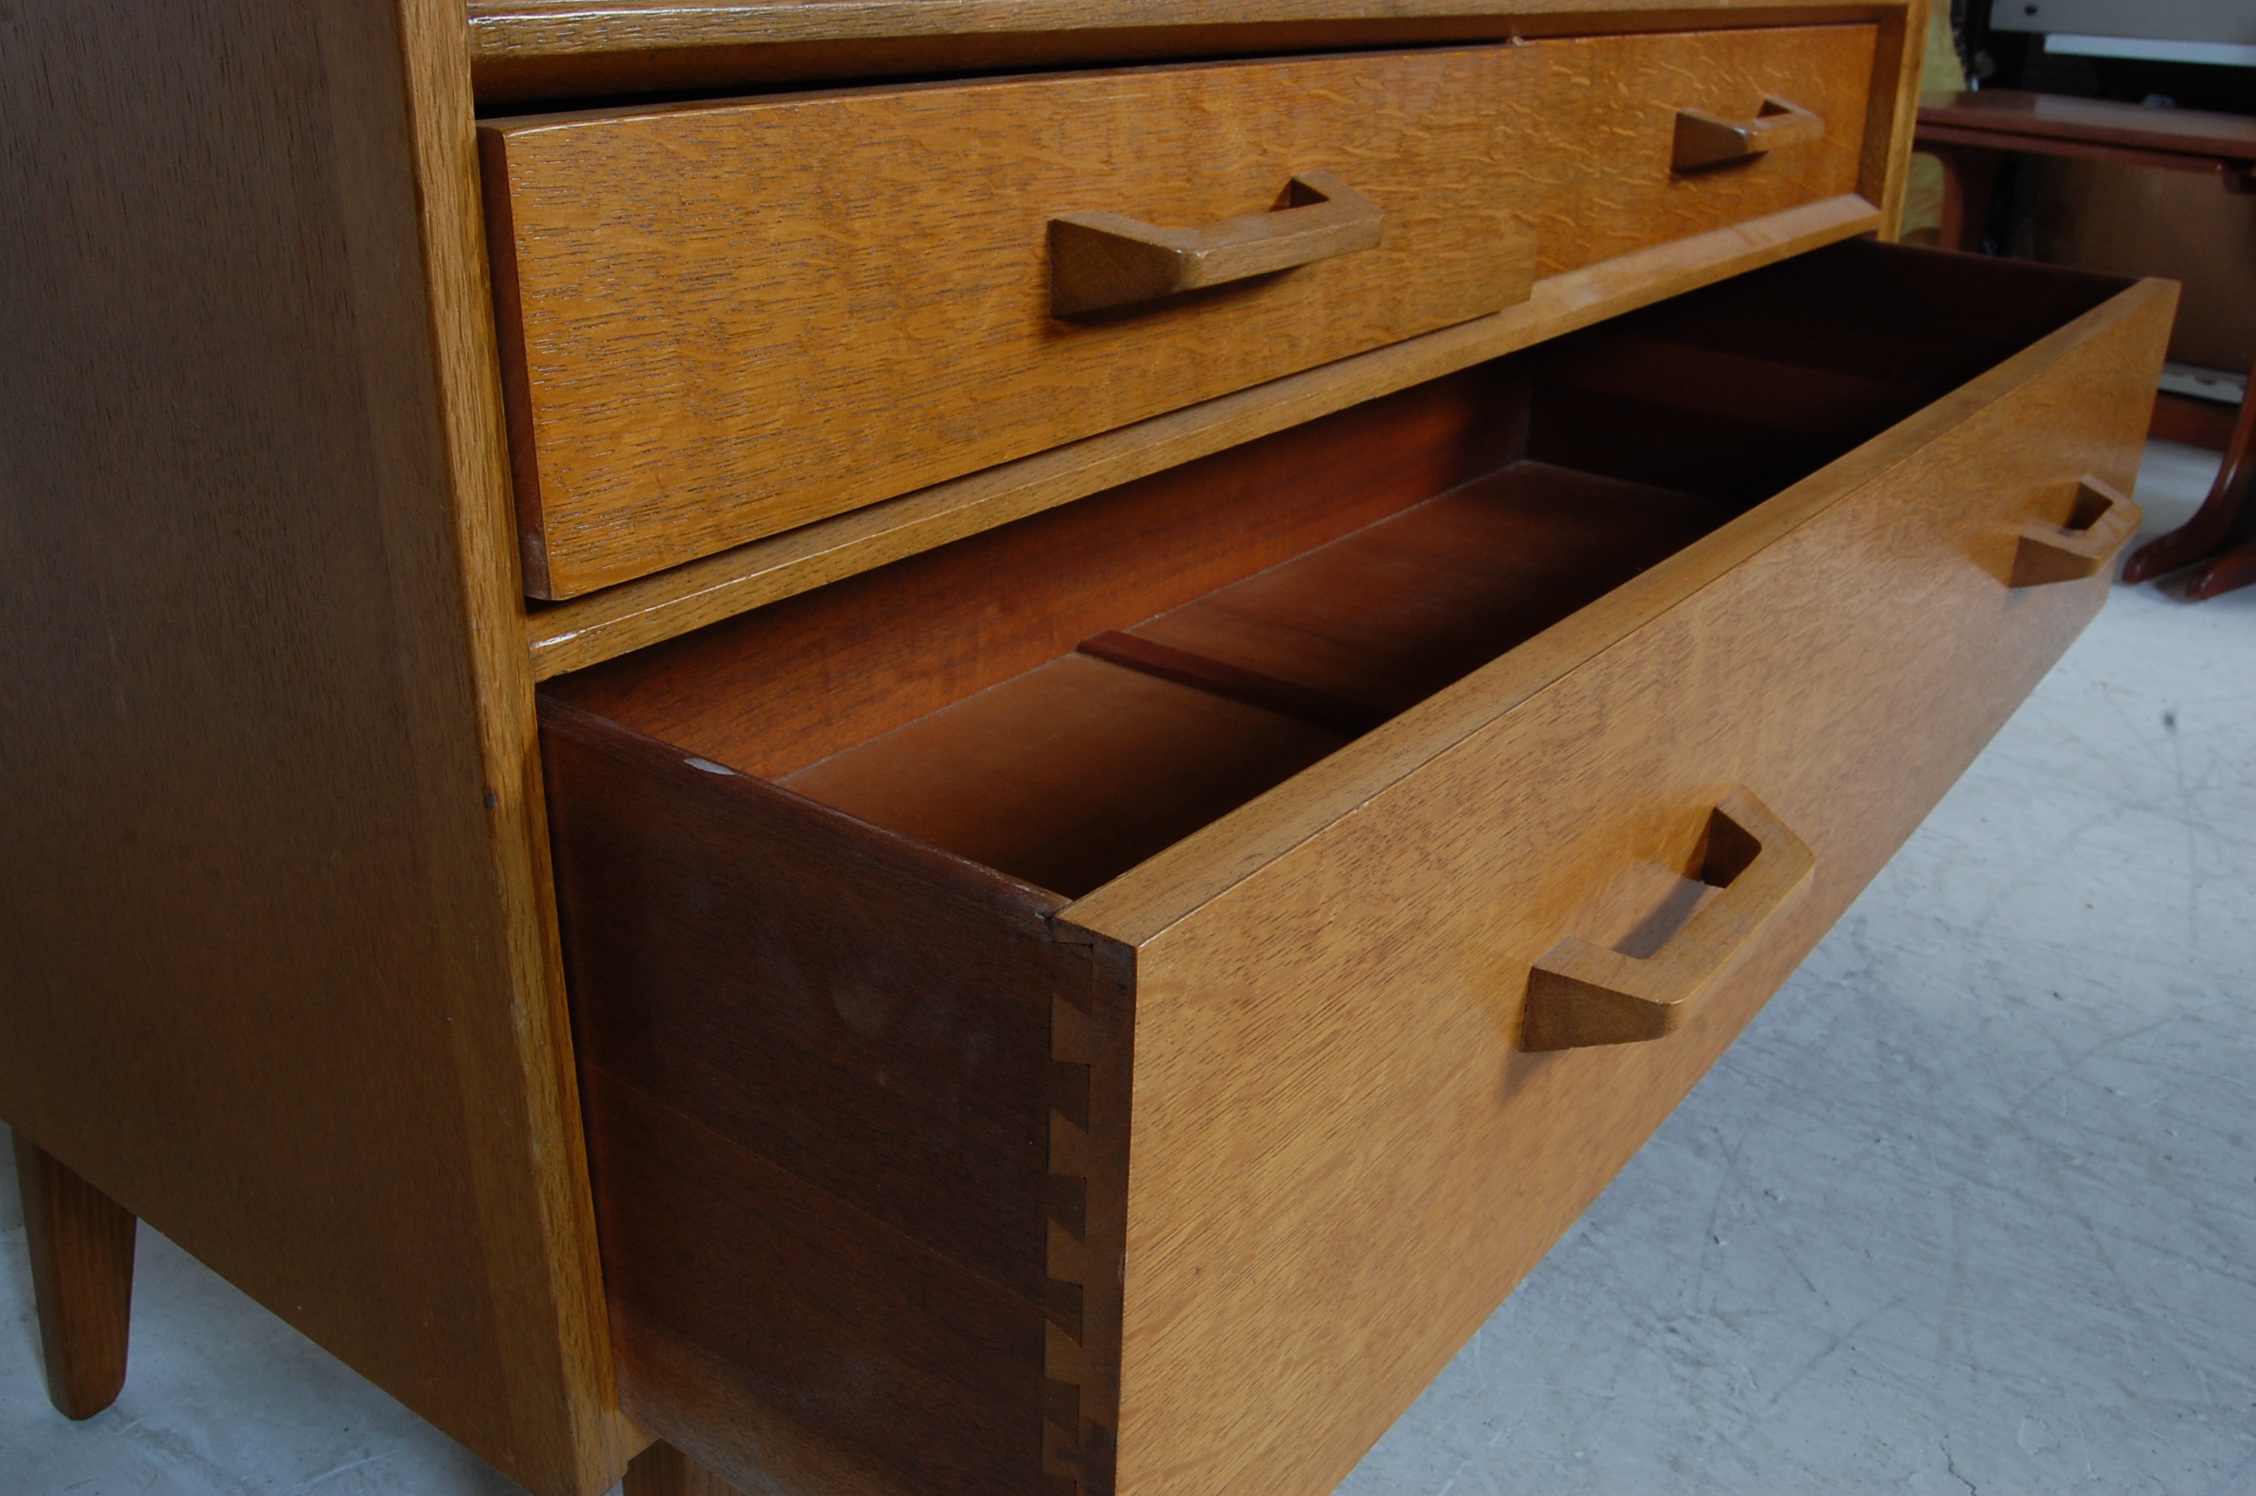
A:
546 240 2136 901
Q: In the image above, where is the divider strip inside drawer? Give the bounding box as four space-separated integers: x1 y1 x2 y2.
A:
1075 630 1387 738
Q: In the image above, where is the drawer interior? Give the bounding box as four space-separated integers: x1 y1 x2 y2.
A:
547 241 2128 899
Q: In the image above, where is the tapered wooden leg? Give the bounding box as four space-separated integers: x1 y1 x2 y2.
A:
13 1135 137 1420
622 1441 746 1496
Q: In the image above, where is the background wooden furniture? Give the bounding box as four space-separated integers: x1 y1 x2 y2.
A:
1917 88 2256 598
5 5 2170 1496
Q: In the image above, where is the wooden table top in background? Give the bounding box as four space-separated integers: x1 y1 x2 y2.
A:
1918 89 2256 169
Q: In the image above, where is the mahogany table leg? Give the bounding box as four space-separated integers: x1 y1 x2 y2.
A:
1925 141 2006 253
13 1134 138 1419
622 1441 746 1496
2123 348 2256 590
2183 536 2256 598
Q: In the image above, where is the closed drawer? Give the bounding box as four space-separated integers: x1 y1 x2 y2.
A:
480 47 1540 599
1536 23 1880 278
538 243 2169 1496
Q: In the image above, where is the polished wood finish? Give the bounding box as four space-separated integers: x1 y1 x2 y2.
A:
1521 787 1816 1050
1536 25 1877 277
2124 365 2256 596
0 3 622 1491
1920 89 2256 172
526 193 1887 679
482 46 1539 597
1049 171 1385 319
14 1137 138 1421
542 243 2168 1496
2150 391 2237 452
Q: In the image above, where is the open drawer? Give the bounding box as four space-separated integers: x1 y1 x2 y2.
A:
538 242 2171 1496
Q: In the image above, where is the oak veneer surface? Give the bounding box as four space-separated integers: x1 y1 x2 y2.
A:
1536 24 1877 276
0 3 622 1493
483 46 1539 597
544 243 2165 1496
524 193 1888 679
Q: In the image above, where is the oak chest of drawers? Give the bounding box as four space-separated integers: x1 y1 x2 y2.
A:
0 4 2171 1496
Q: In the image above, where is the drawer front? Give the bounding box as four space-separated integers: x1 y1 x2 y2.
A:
540 247 2168 1496
1065 279 2169 1496
482 48 1540 599
1536 24 1879 279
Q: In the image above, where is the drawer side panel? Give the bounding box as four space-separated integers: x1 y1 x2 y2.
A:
541 700 1098 1495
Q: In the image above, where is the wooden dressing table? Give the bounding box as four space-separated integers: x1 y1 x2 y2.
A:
2 4 2170 1494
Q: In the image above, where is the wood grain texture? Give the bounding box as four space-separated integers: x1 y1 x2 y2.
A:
1066 243 2160 944
483 47 1540 597
526 192 1886 677
1862 0 1926 238
1123 461 1736 717
1064 262 2171 1496
1535 24 1877 278
0 4 620 1491
781 655 1351 898
1520 786 1817 1050
541 241 2161 1496
544 363 1532 777
14 1136 138 1421
541 699 1131 1495
463 2 1920 102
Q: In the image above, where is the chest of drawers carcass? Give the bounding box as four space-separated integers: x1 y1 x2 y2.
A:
0 4 2171 1496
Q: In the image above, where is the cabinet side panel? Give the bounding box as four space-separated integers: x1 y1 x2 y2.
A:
0 3 619 1492
541 700 1087 1496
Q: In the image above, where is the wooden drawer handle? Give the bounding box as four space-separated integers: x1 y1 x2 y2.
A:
1049 170 1383 319
1672 96 1825 172
1520 787 1815 1052
2012 476 2144 587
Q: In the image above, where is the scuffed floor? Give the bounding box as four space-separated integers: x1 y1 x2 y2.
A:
4 442 2251 1495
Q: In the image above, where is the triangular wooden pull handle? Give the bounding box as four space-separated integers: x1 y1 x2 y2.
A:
1049 170 1384 318
2013 476 2143 587
1520 787 1815 1052
1673 96 1826 171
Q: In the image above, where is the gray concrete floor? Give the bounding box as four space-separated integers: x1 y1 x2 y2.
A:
4 441 2250 1495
